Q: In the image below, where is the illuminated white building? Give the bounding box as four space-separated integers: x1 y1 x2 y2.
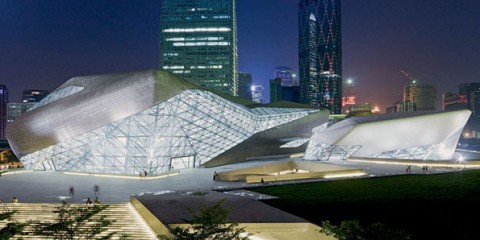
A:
305 110 471 161
7 70 327 176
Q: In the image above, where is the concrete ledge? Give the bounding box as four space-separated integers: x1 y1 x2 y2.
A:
217 160 364 183
130 197 171 237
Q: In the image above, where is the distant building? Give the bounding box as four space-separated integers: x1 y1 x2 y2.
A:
0 85 8 139
348 103 372 117
459 82 480 118
442 92 467 111
274 66 297 87
7 102 36 124
398 101 416 112
251 85 265 103
342 79 356 114
403 81 436 111
299 0 342 113
386 105 398 113
281 86 301 103
238 72 252 100
22 89 49 103
270 78 300 103
270 78 282 103
159 0 238 96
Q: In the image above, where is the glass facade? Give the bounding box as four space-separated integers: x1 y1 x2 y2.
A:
21 89 313 176
298 0 342 113
160 0 238 96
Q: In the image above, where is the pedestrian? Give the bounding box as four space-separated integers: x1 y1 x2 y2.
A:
85 197 92 206
139 171 143 179
93 184 100 197
261 178 264 184
213 171 217 181
69 186 75 198
144 170 148 177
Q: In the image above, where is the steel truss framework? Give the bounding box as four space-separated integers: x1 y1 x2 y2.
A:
21 89 314 175
305 143 440 161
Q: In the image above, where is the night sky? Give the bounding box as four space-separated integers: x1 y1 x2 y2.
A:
1 0 479 111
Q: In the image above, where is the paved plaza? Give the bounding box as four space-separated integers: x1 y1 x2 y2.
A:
0 157 469 204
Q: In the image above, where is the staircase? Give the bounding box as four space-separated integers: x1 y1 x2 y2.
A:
0 203 157 240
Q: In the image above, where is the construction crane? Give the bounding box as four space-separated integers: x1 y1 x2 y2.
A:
400 70 417 84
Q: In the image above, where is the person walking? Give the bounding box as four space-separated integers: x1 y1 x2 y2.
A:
93 184 100 197
69 186 75 198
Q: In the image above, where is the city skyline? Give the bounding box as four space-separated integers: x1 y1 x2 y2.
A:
1 0 480 111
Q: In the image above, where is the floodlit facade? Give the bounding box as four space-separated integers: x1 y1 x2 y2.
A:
160 0 238 96
6 70 323 176
305 110 471 161
298 0 342 113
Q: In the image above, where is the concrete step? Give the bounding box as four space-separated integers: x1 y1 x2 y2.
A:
0 203 157 240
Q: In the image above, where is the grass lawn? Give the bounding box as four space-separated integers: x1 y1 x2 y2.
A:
250 169 480 240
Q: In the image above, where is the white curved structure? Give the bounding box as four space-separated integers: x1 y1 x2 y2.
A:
7 70 327 175
305 110 471 161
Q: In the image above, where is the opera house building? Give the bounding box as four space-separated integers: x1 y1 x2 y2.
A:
6 69 470 176
6 70 328 176
305 110 471 161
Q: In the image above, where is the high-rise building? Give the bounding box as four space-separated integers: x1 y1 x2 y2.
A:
238 72 252 100
251 85 264 104
7 102 36 124
0 85 8 139
403 81 436 111
160 0 238 96
22 89 49 103
459 82 480 118
270 78 282 103
442 92 467 111
298 0 342 113
274 66 297 87
342 79 355 113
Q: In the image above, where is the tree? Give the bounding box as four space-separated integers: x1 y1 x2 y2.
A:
159 198 250 240
33 202 126 240
0 211 27 239
320 220 410 240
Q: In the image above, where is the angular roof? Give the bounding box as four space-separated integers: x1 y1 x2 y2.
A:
134 191 307 224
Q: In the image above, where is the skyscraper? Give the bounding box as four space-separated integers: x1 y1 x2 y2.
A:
160 0 238 96
0 85 8 139
298 0 342 113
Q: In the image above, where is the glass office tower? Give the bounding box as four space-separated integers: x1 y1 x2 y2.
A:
299 0 342 113
160 0 238 96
